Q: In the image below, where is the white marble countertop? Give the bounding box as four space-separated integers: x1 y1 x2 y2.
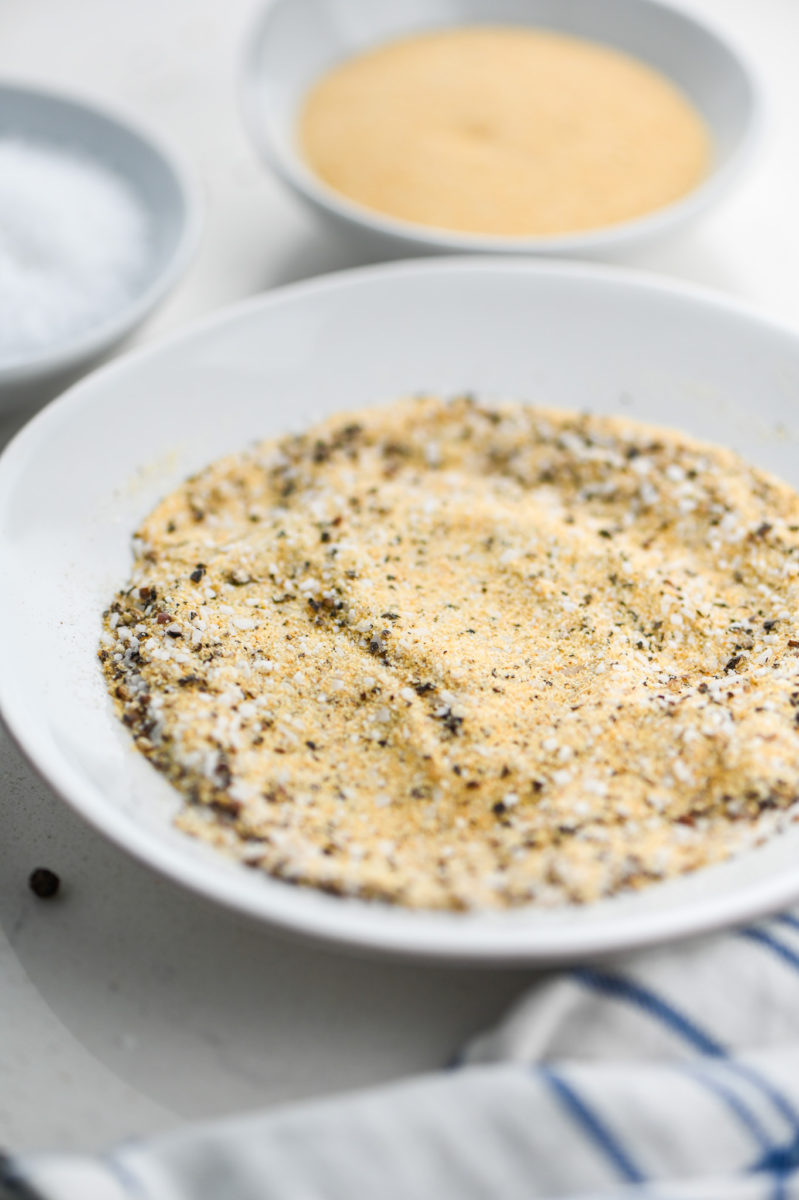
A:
1 0 798 1154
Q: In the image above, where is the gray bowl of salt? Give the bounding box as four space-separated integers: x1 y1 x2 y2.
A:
0 83 200 400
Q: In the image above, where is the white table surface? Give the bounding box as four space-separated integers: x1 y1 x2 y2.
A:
1 0 798 1155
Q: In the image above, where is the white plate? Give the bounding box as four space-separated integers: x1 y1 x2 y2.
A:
2 259 799 964
241 0 759 258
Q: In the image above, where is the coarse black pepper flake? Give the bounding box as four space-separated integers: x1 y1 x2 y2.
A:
28 868 60 899
431 708 463 736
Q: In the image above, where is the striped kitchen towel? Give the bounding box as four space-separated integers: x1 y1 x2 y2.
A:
6 913 799 1200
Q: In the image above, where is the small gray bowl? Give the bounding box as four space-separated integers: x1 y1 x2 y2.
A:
241 0 760 259
0 83 201 397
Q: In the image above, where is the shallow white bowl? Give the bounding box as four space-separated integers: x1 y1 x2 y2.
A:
241 0 759 258
2 258 799 964
0 83 201 394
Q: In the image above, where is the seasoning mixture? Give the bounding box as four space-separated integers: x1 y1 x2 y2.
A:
0 139 148 362
299 27 711 237
101 396 799 910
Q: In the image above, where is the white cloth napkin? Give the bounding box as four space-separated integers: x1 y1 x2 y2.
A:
6 912 799 1200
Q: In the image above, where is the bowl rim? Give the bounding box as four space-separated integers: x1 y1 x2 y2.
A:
0 80 203 389
239 0 763 256
3 255 799 963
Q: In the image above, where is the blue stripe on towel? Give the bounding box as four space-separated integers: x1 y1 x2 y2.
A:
682 1063 772 1152
539 1064 645 1184
684 1065 799 1189
750 1139 799 1200
572 968 724 1055
750 1133 799 1177
573 968 799 1136
774 914 799 935
102 1152 145 1197
734 1069 799 1141
740 928 799 975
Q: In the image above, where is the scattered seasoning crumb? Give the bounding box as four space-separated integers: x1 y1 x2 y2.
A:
100 395 799 911
28 868 61 899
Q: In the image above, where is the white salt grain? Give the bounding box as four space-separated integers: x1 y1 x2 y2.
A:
0 138 149 361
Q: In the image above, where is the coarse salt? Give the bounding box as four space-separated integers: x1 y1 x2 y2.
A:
0 138 149 362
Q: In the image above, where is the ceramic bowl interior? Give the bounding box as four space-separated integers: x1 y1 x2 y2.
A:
240 0 759 257
0 83 200 392
2 259 799 963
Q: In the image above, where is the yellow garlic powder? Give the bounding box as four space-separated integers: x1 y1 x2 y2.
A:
299 27 711 236
101 396 799 911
